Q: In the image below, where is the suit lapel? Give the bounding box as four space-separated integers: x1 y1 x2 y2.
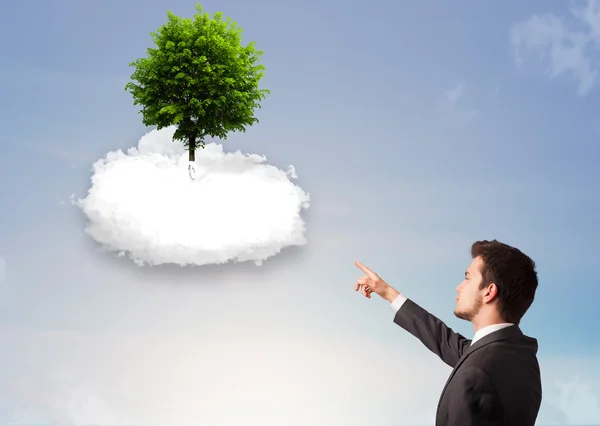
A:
435 325 523 415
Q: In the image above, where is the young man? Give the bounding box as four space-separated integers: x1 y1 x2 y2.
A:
355 240 541 426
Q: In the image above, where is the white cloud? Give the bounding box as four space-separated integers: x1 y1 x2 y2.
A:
446 83 466 107
73 127 310 267
554 376 600 424
443 83 479 121
534 355 600 425
510 0 600 95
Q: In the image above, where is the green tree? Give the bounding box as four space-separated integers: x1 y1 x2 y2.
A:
125 4 269 162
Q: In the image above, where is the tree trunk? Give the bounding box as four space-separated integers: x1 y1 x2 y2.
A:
188 135 196 162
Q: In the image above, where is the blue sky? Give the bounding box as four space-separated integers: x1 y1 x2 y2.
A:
1 0 600 424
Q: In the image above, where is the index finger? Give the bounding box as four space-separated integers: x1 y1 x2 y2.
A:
355 261 377 277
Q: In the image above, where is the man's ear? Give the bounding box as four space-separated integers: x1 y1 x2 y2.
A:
482 283 498 303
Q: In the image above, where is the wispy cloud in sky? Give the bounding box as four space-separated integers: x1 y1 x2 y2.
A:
446 83 466 107
441 82 479 124
510 0 600 95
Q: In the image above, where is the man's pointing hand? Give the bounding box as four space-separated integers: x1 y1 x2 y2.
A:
355 261 386 299
354 261 400 302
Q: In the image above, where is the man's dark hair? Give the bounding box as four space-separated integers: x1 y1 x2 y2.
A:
471 240 538 325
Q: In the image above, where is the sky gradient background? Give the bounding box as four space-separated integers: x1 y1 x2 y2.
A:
1 0 600 424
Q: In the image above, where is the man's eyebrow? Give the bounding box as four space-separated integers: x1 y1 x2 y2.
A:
465 271 469 277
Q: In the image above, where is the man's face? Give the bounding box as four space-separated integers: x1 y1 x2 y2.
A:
454 256 485 321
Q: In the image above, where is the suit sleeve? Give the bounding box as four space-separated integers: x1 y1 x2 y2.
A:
393 299 471 367
446 366 504 426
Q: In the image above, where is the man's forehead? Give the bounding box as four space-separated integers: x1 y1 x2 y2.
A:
467 256 483 273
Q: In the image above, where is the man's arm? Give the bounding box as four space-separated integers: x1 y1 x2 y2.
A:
446 366 504 426
388 289 471 368
353 262 470 367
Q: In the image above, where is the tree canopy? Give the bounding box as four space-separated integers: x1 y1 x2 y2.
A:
125 4 269 161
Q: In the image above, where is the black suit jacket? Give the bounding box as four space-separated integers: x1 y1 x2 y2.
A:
394 299 542 426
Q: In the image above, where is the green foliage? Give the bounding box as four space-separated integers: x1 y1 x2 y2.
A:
125 4 269 161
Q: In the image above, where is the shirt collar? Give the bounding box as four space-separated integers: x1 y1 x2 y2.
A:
471 323 514 345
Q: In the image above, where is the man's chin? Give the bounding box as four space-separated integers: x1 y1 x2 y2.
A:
454 309 469 321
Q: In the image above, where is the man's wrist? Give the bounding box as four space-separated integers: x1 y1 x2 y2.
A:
382 285 400 303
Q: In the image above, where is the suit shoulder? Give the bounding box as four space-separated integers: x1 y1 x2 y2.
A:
469 339 539 373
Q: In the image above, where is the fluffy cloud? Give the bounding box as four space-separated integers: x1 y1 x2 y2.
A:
74 127 310 267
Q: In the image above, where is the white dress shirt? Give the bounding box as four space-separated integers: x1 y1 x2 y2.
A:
389 293 513 346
